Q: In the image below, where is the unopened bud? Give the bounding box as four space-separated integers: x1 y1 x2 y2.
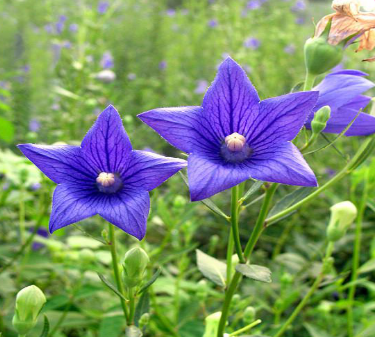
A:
203 312 222 337
243 306 256 325
327 201 357 242
122 247 149 288
311 106 331 135
173 195 186 209
139 313 150 329
12 285 46 335
304 20 344 76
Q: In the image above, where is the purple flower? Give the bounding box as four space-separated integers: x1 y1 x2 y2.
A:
101 51 114 69
166 9 176 16
159 61 167 70
18 106 186 239
55 15 67 34
29 119 41 132
244 37 261 50
32 227 49 251
69 24 78 32
138 57 318 201
98 1 109 14
246 0 261 10
291 0 306 12
295 17 305 25
195 80 208 94
284 44 296 54
208 19 218 28
44 23 54 34
306 70 375 136
31 183 42 191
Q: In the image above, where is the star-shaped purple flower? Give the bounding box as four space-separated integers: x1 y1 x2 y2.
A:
306 70 375 136
138 57 319 201
18 106 186 240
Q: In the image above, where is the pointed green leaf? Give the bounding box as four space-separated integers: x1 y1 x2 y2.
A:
139 268 161 294
38 315 50 337
235 264 272 283
97 273 127 301
134 291 150 327
179 172 229 220
240 181 263 203
196 250 226 287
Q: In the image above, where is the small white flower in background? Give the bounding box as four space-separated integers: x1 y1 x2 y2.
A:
95 69 116 83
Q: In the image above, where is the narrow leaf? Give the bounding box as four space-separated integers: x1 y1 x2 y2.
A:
196 249 226 287
38 315 50 337
134 291 150 326
240 181 263 203
139 268 161 294
97 273 127 301
268 187 313 218
235 264 272 283
179 172 229 220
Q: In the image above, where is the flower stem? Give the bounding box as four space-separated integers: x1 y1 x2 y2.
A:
217 183 278 337
303 71 316 91
274 241 334 337
128 287 136 325
108 224 129 322
266 136 375 225
229 319 262 336
226 228 234 282
231 185 245 264
347 172 369 337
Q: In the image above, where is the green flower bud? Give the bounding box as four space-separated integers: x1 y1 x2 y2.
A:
243 306 256 325
173 195 186 209
311 106 331 135
12 285 46 335
122 247 149 288
203 312 222 337
139 312 150 329
327 201 357 242
280 272 293 286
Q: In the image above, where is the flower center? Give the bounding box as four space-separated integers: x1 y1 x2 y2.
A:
221 132 252 163
96 172 123 194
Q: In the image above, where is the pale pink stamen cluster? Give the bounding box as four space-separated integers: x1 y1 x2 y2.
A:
225 132 246 152
96 172 115 187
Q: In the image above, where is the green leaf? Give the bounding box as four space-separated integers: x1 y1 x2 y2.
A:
99 314 124 337
290 81 304 93
54 86 80 100
235 264 272 283
139 268 161 294
196 249 226 287
359 258 375 274
304 323 330 337
268 187 314 219
97 273 127 301
240 181 263 203
179 172 229 220
0 117 14 143
134 291 150 326
38 315 50 337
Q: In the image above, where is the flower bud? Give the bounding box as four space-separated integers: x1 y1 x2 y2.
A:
139 312 150 329
327 201 357 242
122 247 149 288
243 306 256 325
12 285 46 335
203 312 222 337
304 21 344 75
173 195 186 209
311 106 331 135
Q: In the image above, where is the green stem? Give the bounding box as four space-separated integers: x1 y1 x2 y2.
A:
19 186 25 244
231 186 245 264
108 224 129 322
347 173 369 337
274 241 334 337
226 228 234 283
266 137 375 225
217 183 278 337
303 72 316 91
128 287 136 325
229 319 262 336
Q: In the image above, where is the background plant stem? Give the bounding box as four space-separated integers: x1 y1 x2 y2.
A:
108 223 129 323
